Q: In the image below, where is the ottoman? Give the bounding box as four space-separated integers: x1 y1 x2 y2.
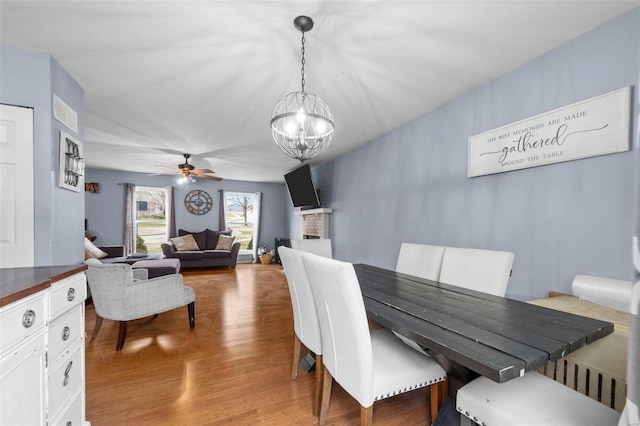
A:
132 258 181 279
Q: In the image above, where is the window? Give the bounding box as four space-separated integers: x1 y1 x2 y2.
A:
134 186 168 254
224 192 256 253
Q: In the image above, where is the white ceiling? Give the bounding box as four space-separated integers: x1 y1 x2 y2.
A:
2 1 638 182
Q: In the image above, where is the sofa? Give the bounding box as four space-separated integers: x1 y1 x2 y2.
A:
161 229 240 269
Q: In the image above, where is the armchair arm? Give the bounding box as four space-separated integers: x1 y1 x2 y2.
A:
230 241 241 267
99 245 126 258
132 268 148 280
161 241 176 258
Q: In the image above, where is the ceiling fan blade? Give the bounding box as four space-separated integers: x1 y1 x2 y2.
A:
192 168 214 174
197 174 223 182
155 165 179 171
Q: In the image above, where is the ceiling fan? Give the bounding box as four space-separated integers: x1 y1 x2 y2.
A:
156 154 223 182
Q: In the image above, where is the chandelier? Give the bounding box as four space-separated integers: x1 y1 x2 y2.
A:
270 16 335 162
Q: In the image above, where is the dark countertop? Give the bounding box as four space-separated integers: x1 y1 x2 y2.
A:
0 264 87 307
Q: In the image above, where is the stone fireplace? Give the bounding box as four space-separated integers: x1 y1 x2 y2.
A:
295 208 332 239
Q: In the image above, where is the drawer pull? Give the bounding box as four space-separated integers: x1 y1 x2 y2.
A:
67 287 76 301
22 309 36 328
63 360 73 386
62 326 71 341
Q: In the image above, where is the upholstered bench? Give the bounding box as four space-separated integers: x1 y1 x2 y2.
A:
457 372 621 426
131 258 181 279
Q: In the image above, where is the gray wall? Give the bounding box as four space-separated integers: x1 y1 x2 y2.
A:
84 169 289 253
312 9 640 300
0 46 85 266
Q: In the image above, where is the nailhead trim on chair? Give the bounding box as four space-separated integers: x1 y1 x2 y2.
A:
373 375 447 402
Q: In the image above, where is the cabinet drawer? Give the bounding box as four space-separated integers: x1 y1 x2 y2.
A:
50 273 86 320
0 291 47 350
48 304 83 362
48 344 83 420
51 388 83 426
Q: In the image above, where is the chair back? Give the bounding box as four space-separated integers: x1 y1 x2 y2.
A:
84 259 133 320
290 239 332 258
619 281 639 426
395 243 445 280
572 274 633 312
278 247 322 354
439 247 514 297
301 252 373 406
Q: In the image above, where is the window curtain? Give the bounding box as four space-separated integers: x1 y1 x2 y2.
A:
124 183 135 255
166 186 176 238
252 192 262 263
218 189 226 231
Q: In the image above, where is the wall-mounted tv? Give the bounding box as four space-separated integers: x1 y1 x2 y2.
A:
284 163 320 208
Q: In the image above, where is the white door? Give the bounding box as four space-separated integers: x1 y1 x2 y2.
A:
0 104 34 268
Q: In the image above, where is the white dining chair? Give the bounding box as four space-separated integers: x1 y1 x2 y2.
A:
439 247 515 297
301 252 447 425
290 238 332 258
278 246 324 416
394 243 447 352
395 242 446 280
571 274 633 312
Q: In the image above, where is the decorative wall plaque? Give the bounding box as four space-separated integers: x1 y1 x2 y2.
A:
58 131 84 192
468 87 631 177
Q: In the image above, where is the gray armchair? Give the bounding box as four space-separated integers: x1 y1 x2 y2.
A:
85 258 195 351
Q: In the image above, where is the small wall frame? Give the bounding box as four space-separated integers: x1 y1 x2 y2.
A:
58 130 84 192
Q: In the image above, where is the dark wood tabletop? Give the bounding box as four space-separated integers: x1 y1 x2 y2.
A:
354 264 614 383
0 264 87 307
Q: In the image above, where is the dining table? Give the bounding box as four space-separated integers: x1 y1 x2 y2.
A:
353 264 615 384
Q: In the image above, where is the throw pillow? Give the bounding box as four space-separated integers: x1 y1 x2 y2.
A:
215 234 235 251
178 229 206 250
205 229 232 250
84 238 108 260
170 234 200 251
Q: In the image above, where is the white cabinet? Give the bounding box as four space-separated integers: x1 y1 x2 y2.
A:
47 273 87 425
0 289 48 425
0 271 88 425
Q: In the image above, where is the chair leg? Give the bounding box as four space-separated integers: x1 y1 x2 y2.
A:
188 302 195 328
318 368 332 426
360 405 373 426
313 354 324 416
91 315 103 341
116 321 127 351
291 335 302 380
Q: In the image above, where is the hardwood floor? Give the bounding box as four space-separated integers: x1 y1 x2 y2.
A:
84 264 436 425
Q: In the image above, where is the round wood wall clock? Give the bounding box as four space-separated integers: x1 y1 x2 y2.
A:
184 190 213 215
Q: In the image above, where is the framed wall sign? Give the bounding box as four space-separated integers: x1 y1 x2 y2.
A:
468 87 631 177
58 131 84 192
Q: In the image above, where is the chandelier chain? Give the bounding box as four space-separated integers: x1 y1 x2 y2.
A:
300 32 306 93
